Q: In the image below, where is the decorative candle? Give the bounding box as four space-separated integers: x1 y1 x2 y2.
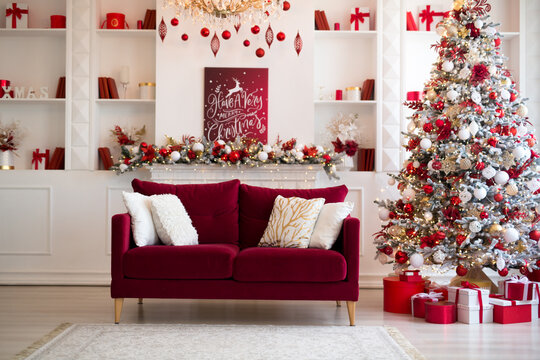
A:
346 87 360 101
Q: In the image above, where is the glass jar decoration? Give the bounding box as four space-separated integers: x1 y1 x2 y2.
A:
346 87 360 101
139 82 156 100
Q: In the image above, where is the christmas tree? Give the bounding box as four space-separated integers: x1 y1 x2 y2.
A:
375 0 540 279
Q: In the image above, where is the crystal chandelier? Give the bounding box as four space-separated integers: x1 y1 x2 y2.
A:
163 0 284 28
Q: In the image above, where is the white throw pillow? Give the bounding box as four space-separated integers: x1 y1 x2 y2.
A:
259 195 325 248
309 202 354 250
150 194 198 246
122 192 160 247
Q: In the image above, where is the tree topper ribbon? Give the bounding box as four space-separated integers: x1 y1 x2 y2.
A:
6 3 28 28
419 5 445 31
350 8 369 31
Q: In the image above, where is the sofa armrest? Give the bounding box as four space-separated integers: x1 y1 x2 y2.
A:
342 216 360 283
111 213 132 281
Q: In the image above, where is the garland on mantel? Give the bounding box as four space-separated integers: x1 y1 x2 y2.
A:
112 136 344 179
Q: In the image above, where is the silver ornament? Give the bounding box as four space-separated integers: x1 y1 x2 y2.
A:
432 250 446 264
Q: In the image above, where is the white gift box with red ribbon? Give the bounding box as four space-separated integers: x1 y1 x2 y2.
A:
31 149 49 170
448 286 490 306
418 5 446 32
457 303 493 324
5 3 28 29
350 7 370 31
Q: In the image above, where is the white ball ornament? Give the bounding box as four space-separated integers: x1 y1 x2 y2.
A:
413 160 420 168
468 121 479 136
503 227 520 243
459 67 471 79
216 140 225 146
424 211 433 221
459 190 473 203
388 178 396 186
488 65 497 76
527 179 540 193
420 138 432 150
474 19 484 29
517 104 529 117
471 92 482 104
378 208 390 221
474 187 487 200
505 182 518 196
469 221 482 233
482 166 496 179
512 146 526 160
224 145 232 154
257 151 268 162
402 188 416 203
170 151 181 162
442 61 455 72
192 142 205 154
410 253 424 268
118 163 128 172
517 125 528 137
458 128 471 140
447 90 459 102
496 256 506 271
500 89 510 101
485 26 496 36
263 145 273 153
494 171 510 185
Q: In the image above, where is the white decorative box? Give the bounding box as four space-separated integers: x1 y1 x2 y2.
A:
350 7 370 31
457 304 493 324
5 3 28 29
448 286 490 306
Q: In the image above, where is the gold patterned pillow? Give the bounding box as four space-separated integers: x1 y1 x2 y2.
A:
258 195 325 248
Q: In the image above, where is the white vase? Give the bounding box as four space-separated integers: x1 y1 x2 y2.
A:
0 150 14 170
337 154 354 171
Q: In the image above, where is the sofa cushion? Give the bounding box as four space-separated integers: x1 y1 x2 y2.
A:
132 179 240 245
123 244 239 280
233 247 347 282
238 184 349 248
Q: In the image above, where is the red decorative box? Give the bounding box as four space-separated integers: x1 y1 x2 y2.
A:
503 276 539 301
399 269 422 282
383 276 425 314
425 301 457 324
411 292 444 318
406 91 423 101
489 297 535 324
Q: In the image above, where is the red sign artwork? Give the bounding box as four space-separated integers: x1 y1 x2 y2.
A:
204 67 268 143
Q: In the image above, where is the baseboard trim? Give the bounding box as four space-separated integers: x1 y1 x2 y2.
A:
0 271 110 285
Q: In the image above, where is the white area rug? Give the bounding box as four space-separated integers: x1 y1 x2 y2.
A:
19 323 425 360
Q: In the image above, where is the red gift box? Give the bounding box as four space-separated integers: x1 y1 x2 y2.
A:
383 276 425 314
504 276 539 301
425 301 457 324
407 91 423 101
399 269 422 282
411 292 444 318
489 297 534 324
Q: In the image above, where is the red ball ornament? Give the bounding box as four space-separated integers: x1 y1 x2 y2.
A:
496 109 504 118
476 162 485 170
171 18 179 27
404 204 414 213
384 246 394 256
394 251 409 264
510 92 518 102
498 268 509 277
510 127 517 136
140 142 148 149
276 32 286 41
456 265 468 277
389 211 397 219
423 185 434 194
494 193 504 202
435 119 444 128
181 33 189 41
480 211 489 219
255 48 265 58
527 138 536 147
283 1 291 11
222 30 231 40
251 25 260 34
243 39 250 47
406 229 417 238
159 148 169 157
489 92 497 100
451 196 461 206
530 230 540 241
431 161 442 170
423 123 434 132
200 27 210 37
494 37 501 47
520 266 529 275
228 151 240 163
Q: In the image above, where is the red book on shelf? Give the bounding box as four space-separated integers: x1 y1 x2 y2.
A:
406 11 418 31
357 149 365 171
370 79 376 100
368 149 375 171
107 78 119 99
55 77 65 98
150 10 156 29
360 79 369 100
103 77 111 99
98 147 114 170
98 77 106 99
314 10 321 30
320 10 330 30
48 147 65 170
142 9 151 29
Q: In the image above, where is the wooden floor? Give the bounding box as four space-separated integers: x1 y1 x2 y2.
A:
0 286 538 360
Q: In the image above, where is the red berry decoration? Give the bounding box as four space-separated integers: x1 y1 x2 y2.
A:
201 27 210 37
283 1 291 11
529 230 540 241
480 211 489 219
384 246 394 256
255 48 265 58
423 123 434 132
277 32 286 41
404 204 414 213
251 25 260 34
181 33 189 41
456 265 468 277
222 30 231 40
520 266 529 275
243 39 250 47
394 251 409 264
498 268 509 277
494 193 504 202
171 18 179 27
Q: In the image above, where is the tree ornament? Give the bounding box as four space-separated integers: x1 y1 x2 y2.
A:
257 151 268 162
378 208 390 221
378 253 388 265
243 39 250 47
490 224 503 234
410 253 424 268
211 32 220 57
510 92 518 102
471 91 482 104
529 230 540 241
277 31 286 41
404 204 414 213
458 128 471 140
442 61 454 72
517 104 528 117
171 18 179 26
170 151 181 162
181 33 189 41
283 1 291 11
255 48 265 58
447 90 459 102
504 227 520 243
469 221 482 233
474 19 484 29
498 268 509 277
426 89 437 101
420 138 432 150
494 171 509 185
432 250 446 264
201 28 210 37
456 265 468 277
500 89 510 101
459 67 471 79
468 121 479 136
505 182 518 196
520 266 529 275
423 185 433 194
475 161 485 170
294 31 303 56
473 188 487 200
459 158 472 170
494 193 504 202
388 178 396 186
459 190 472 203
424 211 433 221
489 92 497 100
482 166 496 179
265 24 274 48
159 17 167 42
494 37 501 47
251 25 260 34
431 161 442 170
402 188 416 203
395 251 409 264
192 142 204 154
480 211 489 220
222 30 231 40
512 146 526 160
527 179 540 193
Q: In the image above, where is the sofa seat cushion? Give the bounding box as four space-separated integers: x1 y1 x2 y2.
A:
233 247 347 282
123 244 239 280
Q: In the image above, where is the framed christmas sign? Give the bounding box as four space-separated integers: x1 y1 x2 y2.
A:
204 67 268 143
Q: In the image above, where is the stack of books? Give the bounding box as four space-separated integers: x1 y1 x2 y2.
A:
361 79 375 100
314 10 330 30
55 76 66 98
357 148 375 171
98 77 120 99
98 147 114 170
47 147 65 170
142 9 156 29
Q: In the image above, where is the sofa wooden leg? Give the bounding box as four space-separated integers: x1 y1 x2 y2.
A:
346 301 356 326
114 298 124 324
138 298 143 304
336 301 341 307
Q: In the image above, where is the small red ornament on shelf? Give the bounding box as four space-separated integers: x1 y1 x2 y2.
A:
171 18 179 26
181 33 189 41
243 39 250 47
201 27 210 37
251 25 260 34
498 268 509 277
283 1 291 11
222 30 231 40
255 48 265 58
456 264 468 276
277 32 286 41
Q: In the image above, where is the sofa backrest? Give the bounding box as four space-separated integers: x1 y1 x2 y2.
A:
238 184 349 249
132 179 240 245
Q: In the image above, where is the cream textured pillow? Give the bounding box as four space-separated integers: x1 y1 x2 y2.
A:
259 195 325 248
150 194 198 246
309 202 354 250
122 192 160 247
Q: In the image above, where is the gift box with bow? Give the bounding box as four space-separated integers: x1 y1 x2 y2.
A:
489 296 538 324
425 301 457 324
457 303 493 324
418 5 446 32
350 7 370 31
5 3 28 29
499 276 540 301
411 292 444 318
31 149 49 170
448 281 490 306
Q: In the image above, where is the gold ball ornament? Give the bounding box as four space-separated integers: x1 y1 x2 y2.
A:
506 183 518 196
453 0 464 11
490 224 503 234
426 89 437 101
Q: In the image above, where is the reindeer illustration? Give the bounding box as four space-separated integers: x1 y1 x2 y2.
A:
226 78 243 97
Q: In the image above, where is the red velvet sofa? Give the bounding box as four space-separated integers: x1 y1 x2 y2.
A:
111 179 360 325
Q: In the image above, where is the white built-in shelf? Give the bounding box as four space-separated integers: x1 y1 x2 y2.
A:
314 100 377 105
96 99 155 104
404 30 519 40
0 98 65 104
96 29 155 37
0 28 66 37
500 32 520 39
315 30 377 39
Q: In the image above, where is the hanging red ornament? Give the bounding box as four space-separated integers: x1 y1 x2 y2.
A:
494 37 501 47
159 17 167 42
456 265 468 277
234 23 241 33
394 251 409 264
140 142 148 149
277 32 286 41
494 193 504 202
171 18 179 27
510 92 518 102
498 268 509 277
211 32 220 57
404 204 414 213
255 48 265 58
283 1 291 11
251 25 260 34
265 24 274 48
496 109 504 118
530 230 540 241
243 39 250 47
384 246 393 255
476 162 485 170
489 92 497 100
480 211 489 219
201 27 210 37
520 266 529 275
181 33 189 41
294 31 303 56
423 185 433 194
435 119 444 128
222 30 231 40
